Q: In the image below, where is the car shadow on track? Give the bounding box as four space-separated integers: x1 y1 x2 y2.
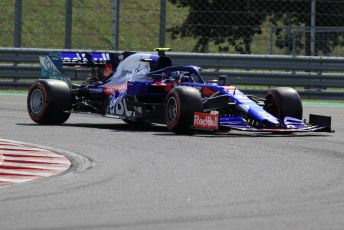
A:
18 123 331 137
195 132 330 138
154 131 331 138
65 123 170 132
17 122 169 133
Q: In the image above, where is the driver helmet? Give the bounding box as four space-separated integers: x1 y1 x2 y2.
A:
98 63 113 79
180 74 191 82
170 71 180 80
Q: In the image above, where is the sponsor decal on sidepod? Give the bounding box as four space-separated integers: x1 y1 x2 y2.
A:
193 112 219 130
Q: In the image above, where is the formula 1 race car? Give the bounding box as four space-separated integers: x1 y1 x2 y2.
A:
27 48 332 134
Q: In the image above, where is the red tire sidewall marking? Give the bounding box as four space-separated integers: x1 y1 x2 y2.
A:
167 90 181 129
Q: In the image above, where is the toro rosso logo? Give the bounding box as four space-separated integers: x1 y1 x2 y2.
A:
193 112 218 130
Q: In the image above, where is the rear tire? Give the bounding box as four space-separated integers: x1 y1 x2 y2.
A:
264 87 303 120
27 79 72 124
164 86 203 134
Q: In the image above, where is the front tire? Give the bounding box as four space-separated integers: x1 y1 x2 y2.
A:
164 86 203 134
264 87 303 120
27 79 72 124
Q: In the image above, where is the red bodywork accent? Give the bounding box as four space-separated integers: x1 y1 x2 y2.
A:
103 84 127 95
222 86 236 93
165 83 174 92
202 87 215 96
151 82 175 93
157 81 175 92
152 82 166 86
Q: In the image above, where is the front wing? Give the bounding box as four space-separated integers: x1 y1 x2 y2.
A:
193 112 333 133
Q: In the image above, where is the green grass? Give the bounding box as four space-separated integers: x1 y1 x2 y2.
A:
0 0 293 53
0 0 15 47
1 1 344 56
0 0 196 51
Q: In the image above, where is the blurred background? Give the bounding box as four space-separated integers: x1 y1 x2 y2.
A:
1 0 344 56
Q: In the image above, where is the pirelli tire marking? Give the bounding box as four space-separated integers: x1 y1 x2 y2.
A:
0 139 71 186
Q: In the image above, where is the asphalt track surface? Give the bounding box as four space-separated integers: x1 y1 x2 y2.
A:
0 94 343 230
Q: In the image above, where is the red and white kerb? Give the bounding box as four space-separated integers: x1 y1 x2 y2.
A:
0 140 71 185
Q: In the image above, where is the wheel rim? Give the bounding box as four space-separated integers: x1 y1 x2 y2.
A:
166 96 178 122
30 89 44 115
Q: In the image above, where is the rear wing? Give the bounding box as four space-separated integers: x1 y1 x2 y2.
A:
39 51 128 81
59 52 112 65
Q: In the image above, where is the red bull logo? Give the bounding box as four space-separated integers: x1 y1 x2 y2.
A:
193 112 219 130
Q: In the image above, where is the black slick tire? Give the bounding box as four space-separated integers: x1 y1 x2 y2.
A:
27 79 72 125
264 87 303 120
164 86 203 134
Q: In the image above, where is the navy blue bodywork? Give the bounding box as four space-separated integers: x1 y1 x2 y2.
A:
38 49 331 133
